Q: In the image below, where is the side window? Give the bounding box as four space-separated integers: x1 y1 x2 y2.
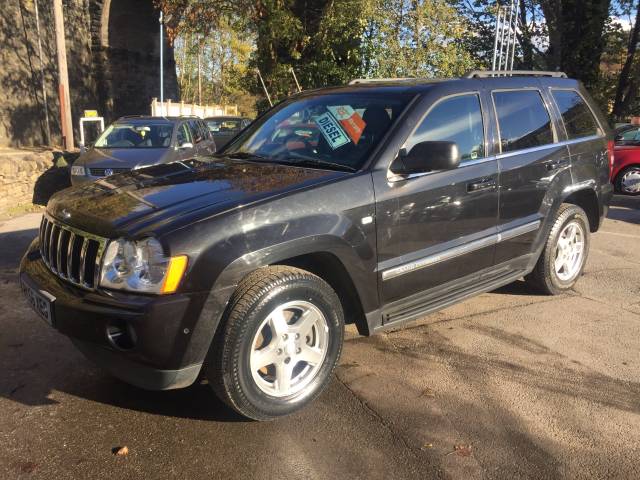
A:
493 90 554 153
188 120 202 142
617 127 640 143
406 94 485 162
176 123 192 146
552 90 600 140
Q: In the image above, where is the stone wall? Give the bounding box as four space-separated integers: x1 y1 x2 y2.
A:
0 150 55 217
0 0 177 148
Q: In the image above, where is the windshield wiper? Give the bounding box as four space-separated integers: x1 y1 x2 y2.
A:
223 151 269 161
273 156 357 172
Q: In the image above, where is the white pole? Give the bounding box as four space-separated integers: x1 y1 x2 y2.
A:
504 1 515 73
510 0 521 71
497 8 508 71
492 9 502 71
159 11 164 116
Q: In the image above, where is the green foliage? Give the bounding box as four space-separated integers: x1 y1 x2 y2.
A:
362 0 481 78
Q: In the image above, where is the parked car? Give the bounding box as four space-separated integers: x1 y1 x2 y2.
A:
204 116 252 149
21 71 613 420
70 116 216 184
611 124 640 195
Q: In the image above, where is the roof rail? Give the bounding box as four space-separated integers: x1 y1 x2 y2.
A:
348 77 415 85
464 70 568 79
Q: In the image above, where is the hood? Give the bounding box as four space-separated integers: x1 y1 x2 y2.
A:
79 147 172 169
48 157 347 237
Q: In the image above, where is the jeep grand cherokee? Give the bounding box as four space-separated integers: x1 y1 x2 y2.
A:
20 71 613 420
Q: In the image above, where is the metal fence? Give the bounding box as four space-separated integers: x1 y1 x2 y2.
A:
150 98 239 118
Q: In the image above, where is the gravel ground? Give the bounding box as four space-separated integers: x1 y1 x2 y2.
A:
1 196 639 479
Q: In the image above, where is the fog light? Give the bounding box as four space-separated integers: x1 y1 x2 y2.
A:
106 319 137 351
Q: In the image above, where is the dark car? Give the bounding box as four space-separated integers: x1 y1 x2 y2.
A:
20 71 613 420
204 116 252 149
71 116 216 184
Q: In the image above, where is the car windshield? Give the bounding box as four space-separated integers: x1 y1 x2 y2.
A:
94 122 174 148
615 126 640 145
207 119 242 132
222 92 412 171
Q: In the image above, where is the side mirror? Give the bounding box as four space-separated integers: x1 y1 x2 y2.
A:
178 142 193 150
391 141 460 175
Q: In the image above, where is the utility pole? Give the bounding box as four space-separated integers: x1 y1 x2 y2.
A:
34 0 51 145
53 0 73 150
159 11 164 116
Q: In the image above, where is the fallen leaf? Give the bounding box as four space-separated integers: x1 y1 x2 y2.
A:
452 444 472 457
419 388 436 398
113 446 129 456
421 443 434 450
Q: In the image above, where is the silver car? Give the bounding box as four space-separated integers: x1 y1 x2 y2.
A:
70 116 217 184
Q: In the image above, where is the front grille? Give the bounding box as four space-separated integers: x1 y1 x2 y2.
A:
89 167 130 177
39 215 107 290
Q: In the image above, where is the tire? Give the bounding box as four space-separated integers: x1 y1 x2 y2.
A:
205 266 344 421
615 165 640 195
525 204 590 295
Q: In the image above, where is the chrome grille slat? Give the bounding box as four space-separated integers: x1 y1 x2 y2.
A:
48 224 57 270
56 229 65 278
38 214 107 291
67 232 75 281
79 238 89 286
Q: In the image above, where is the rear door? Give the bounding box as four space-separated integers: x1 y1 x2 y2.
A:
549 89 609 193
491 87 570 265
375 91 499 307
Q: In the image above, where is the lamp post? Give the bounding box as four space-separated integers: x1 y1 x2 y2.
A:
159 11 164 116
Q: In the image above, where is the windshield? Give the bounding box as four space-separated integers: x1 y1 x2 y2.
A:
94 123 174 148
615 126 640 145
223 93 412 171
207 119 242 132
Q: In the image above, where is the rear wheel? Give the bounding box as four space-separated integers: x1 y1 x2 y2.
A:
206 266 344 420
525 204 590 295
615 165 640 195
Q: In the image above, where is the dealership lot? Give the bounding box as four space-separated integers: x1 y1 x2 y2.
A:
1 196 639 480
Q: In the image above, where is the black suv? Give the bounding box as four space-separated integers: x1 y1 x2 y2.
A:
20 71 613 420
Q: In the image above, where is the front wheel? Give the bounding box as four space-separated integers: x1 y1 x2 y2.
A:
206 266 344 420
525 204 590 295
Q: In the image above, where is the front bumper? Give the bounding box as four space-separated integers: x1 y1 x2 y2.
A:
19 240 209 390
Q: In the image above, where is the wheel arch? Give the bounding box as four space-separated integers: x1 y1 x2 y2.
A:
561 186 601 232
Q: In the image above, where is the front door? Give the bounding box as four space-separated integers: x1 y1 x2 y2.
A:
374 92 499 308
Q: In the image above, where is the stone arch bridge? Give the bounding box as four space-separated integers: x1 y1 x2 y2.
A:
0 0 178 147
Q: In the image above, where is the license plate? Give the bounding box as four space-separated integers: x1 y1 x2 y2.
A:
20 276 56 327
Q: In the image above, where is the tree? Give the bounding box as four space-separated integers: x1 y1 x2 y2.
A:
538 0 612 87
612 1 640 119
363 0 479 78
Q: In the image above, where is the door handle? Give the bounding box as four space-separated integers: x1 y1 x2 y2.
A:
467 179 496 193
544 158 570 171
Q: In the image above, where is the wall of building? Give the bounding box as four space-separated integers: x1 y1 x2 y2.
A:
0 0 178 148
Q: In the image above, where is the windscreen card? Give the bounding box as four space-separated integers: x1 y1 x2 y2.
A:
315 112 351 149
327 106 366 144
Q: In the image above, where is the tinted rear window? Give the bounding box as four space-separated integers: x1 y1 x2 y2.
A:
493 90 554 153
552 90 600 140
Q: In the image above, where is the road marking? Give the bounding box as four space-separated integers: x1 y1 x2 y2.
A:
598 230 640 239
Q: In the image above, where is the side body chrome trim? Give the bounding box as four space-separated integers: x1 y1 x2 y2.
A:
381 220 541 281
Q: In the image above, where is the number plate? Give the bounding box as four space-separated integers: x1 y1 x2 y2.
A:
20 275 56 327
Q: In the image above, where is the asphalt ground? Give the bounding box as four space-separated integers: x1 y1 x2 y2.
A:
1 196 639 479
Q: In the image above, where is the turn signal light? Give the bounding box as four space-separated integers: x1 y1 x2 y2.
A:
161 255 188 294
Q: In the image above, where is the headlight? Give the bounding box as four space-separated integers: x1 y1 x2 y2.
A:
71 165 86 176
99 238 188 294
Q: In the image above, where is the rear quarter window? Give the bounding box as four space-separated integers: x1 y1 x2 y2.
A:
551 90 600 140
493 90 554 153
